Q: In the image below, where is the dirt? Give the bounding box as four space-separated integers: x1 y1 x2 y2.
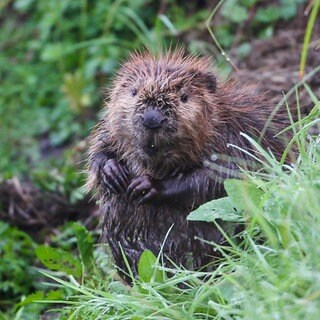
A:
230 6 320 106
0 178 99 241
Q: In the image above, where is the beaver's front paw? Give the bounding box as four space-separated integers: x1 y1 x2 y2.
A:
100 159 130 194
126 175 162 204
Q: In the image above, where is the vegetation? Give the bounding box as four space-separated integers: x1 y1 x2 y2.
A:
0 0 319 319
0 223 36 306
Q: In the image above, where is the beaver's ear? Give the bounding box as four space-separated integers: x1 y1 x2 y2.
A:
192 71 217 94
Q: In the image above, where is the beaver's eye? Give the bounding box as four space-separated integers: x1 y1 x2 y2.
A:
180 93 188 103
131 88 137 97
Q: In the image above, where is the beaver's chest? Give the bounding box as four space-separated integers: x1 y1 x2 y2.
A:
101 198 232 280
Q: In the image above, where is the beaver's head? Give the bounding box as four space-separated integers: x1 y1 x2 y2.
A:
106 50 220 175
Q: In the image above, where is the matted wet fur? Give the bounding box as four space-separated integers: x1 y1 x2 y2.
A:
87 50 292 281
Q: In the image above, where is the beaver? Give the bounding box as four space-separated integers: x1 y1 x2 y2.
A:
87 50 292 281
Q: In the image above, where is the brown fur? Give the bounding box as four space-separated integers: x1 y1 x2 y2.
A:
87 50 292 281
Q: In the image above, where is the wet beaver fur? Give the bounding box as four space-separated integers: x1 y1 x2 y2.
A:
87 50 291 281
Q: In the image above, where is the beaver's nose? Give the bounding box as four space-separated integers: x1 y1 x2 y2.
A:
141 110 166 129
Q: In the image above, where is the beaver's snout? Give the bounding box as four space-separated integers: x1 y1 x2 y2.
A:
141 110 167 130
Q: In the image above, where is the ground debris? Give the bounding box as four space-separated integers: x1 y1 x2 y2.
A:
0 178 98 237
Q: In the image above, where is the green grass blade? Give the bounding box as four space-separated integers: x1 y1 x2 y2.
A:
299 0 320 78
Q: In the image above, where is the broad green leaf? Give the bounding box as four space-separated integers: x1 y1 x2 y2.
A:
188 197 243 223
72 223 94 271
137 250 165 283
224 179 264 211
35 245 82 278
